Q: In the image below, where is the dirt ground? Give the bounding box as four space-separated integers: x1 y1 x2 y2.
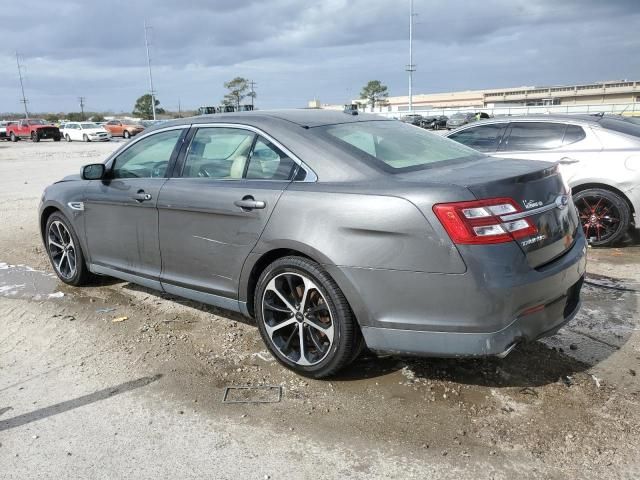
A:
0 140 639 479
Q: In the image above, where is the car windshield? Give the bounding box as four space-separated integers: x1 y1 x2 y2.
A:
80 123 98 129
599 117 640 139
28 120 46 125
318 120 480 172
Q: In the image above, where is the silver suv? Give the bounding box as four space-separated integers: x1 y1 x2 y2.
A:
446 115 640 246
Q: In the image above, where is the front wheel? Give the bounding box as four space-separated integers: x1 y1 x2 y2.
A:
573 188 630 247
123 130 131 139
31 132 40 142
45 212 93 286
83 134 89 142
65 134 72 142
255 256 361 378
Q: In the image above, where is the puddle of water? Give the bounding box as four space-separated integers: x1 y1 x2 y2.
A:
0 262 64 300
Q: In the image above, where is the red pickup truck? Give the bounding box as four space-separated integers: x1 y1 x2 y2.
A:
7 119 61 142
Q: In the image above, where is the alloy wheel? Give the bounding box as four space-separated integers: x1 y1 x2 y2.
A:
261 272 335 366
577 194 622 243
48 220 77 279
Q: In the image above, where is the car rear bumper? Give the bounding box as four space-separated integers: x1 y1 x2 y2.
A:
326 233 587 357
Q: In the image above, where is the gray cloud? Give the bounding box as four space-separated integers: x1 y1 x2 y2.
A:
1 0 639 113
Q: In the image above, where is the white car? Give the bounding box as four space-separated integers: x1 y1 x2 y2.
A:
446 114 640 246
62 122 111 142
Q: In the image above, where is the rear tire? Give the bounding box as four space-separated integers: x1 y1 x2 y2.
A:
10 133 17 142
123 130 131 139
573 188 630 247
54 136 61 142
45 212 93 286
254 256 361 378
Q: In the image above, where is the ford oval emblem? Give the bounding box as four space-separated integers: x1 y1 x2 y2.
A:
555 194 569 209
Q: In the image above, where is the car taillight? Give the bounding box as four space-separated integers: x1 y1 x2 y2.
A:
433 198 538 245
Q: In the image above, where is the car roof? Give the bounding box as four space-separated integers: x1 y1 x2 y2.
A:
460 114 608 127
153 109 391 131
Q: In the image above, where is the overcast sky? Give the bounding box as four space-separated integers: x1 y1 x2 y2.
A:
1 0 639 114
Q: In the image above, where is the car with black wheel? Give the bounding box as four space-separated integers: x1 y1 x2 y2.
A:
421 115 448 130
446 114 640 246
39 110 586 377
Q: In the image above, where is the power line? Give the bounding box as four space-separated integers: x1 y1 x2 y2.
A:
144 20 157 120
15 52 29 119
406 0 417 113
78 97 86 120
249 80 257 109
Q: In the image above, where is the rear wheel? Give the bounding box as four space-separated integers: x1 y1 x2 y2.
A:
255 256 360 378
54 136 61 142
573 188 630 247
123 130 131 139
45 212 92 286
10 132 17 142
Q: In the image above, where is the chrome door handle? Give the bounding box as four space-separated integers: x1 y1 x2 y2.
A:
131 191 152 202
234 198 266 211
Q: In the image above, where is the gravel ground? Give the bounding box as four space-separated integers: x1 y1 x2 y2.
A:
0 140 639 479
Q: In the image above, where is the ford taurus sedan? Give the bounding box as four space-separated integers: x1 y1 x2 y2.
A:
39 110 586 378
446 115 640 246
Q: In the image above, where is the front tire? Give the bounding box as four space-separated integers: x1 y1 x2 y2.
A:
31 132 40 142
573 188 630 247
83 134 89 142
65 134 72 142
45 212 92 286
123 130 131 139
255 256 360 378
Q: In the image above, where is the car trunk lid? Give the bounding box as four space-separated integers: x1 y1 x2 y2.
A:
398 157 580 268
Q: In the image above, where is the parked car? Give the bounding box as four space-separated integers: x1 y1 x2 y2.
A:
421 115 448 130
400 114 423 126
40 110 586 378
6 119 61 142
446 114 640 246
446 112 476 129
0 121 10 140
103 119 144 139
62 122 112 142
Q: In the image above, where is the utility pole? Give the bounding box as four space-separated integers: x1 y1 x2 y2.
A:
15 52 29 119
78 96 86 120
406 0 417 113
249 80 257 109
177 98 182 118
144 20 157 120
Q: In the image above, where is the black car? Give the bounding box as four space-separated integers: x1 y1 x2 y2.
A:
421 115 448 130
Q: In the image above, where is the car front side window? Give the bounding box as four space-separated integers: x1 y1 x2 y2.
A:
111 129 183 179
448 124 506 153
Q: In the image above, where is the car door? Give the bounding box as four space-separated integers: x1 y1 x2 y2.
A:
157 125 299 302
70 124 81 141
496 122 592 182
83 127 186 287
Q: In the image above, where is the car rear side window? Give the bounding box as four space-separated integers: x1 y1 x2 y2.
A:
562 125 586 145
246 136 298 180
112 129 183 179
448 124 506 152
318 120 479 172
599 117 640 139
181 127 256 179
501 122 566 151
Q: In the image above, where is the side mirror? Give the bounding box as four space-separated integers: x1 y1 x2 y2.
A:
82 163 106 180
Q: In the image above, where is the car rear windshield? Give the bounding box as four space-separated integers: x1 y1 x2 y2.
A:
599 117 640 139
318 120 480 172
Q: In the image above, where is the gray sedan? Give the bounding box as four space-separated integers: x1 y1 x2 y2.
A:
39 110 586 377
